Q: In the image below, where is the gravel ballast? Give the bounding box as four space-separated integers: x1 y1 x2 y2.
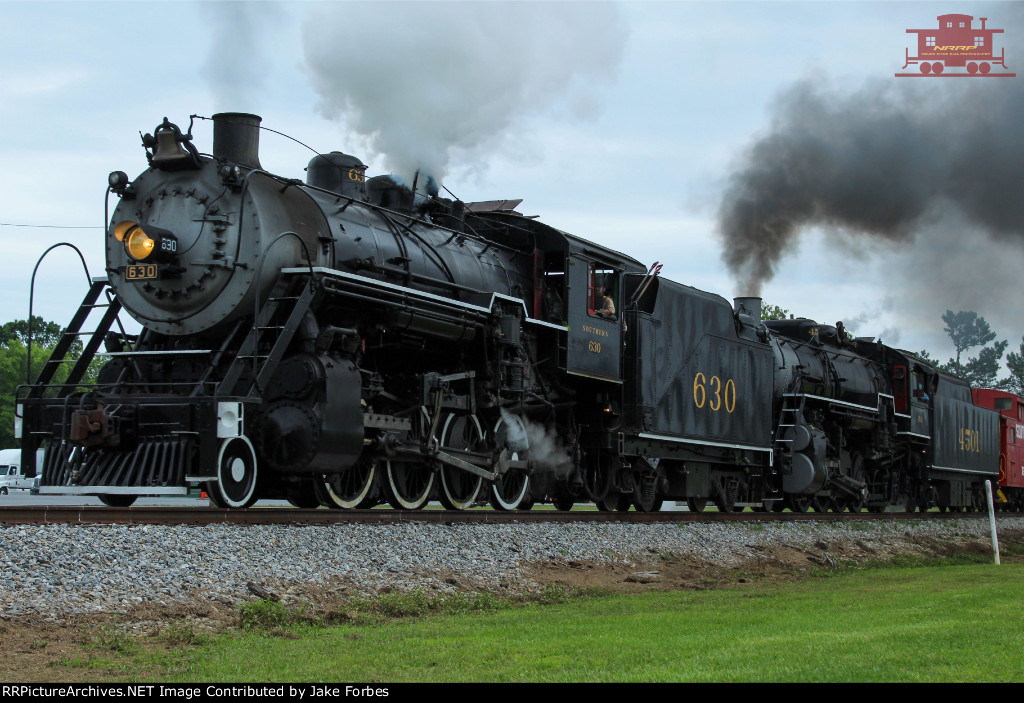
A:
1 516 1019 619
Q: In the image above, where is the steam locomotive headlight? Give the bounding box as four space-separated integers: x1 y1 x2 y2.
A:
113 220 136 242
125 227 156 261
118 222 178 264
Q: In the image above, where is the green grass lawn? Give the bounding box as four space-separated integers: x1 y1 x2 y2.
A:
110 562 1024 683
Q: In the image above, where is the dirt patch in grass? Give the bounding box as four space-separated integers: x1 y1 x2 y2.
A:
523 531 1024 595
2 529 1022 682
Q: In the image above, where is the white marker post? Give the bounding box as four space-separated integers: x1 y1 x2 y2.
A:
985 480 1001 566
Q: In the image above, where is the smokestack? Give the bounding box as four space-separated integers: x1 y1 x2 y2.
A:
212 112 262 169
734 296 762 323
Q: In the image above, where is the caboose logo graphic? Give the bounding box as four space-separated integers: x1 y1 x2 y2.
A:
896 13 1015 77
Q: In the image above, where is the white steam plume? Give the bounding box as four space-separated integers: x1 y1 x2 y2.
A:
302 2 628 184
500 408 572 478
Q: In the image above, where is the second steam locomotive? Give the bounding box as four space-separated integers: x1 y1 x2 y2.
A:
15 113 1009 512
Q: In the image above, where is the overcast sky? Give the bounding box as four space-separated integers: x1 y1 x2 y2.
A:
2 0 1022 366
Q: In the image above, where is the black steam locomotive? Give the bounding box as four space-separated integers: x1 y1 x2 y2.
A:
15 113 1000 512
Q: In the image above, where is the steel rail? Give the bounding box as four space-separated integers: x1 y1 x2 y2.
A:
0 506 1010 526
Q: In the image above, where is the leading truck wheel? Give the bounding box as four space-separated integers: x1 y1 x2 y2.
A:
209 436 259 509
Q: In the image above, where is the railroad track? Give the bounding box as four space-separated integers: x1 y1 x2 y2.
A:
0 505 1010 525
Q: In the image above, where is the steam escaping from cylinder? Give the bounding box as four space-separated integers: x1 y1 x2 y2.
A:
499 408 529 454
301 2 627 186
499 408 573 479
718 76 1024 297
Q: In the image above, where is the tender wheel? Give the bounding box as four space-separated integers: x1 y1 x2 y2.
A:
209 437 259 509
583 457 614 505
785 495 810 513
714 494 737 512
811 496 833 513
438 414 484 511
490 413 532 511
686 496 707 513
633 485 663 512
98 494 137 507
553 492 575 511
383 407 434 510
316 462 377 509
597 493 631 511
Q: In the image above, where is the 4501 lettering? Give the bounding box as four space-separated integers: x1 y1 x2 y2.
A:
693 373 736 413
959 428 981 453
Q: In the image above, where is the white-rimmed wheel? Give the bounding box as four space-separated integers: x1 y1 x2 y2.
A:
438 413 484 511
316 462 377 509
489 413 532 511
209 436 259 509
384 407 435 510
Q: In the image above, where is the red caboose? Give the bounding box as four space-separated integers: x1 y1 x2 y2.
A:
972 388 1024 510
901 14 1013 76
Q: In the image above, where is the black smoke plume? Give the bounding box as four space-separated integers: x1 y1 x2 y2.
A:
718 73 1024 296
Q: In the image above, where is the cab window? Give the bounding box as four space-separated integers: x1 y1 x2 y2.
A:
587 263 617 319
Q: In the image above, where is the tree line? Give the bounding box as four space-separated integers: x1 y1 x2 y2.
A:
0 316 91 449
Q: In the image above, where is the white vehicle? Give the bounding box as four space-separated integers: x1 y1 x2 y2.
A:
0 449 44 495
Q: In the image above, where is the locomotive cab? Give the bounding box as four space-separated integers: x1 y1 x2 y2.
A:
565 256 624 383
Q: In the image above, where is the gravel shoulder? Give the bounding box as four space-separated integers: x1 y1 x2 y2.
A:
0 516 1020 681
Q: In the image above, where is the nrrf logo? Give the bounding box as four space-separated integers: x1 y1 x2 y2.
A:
896 13 1015 77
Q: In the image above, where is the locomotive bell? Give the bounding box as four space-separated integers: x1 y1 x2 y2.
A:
148 118 201 171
